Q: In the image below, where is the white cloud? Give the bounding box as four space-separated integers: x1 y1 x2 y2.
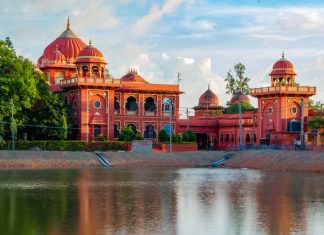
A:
177 56 195 65
134 0 182 35
162 52 170 60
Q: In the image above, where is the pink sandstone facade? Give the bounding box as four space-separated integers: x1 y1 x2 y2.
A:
38 19 182 141
38 19 318 149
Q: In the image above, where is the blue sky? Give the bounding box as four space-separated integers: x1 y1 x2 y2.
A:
1 0 324 116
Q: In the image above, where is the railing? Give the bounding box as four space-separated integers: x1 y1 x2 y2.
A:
60 77 121 86
250 85 316 94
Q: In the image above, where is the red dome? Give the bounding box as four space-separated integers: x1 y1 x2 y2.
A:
198 87 219 107
37 19 86 67
230 94 250 104
48 48 66 63
121 69 147 82
75 41 106 63
270 53 296 76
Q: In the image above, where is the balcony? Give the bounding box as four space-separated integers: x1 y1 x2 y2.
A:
60 77 121 88
250 85 316 97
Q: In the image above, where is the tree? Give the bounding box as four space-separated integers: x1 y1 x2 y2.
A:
308 116 324 130
0 38 38 123
0 37 72 140
308 99 324 111
118 126 135 141
226 102 254 114
224 63 250 96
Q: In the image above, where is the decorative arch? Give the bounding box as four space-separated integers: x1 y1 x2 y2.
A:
144 124 156 138
126 96 138 111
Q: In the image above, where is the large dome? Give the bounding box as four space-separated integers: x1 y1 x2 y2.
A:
198 86 219 107
121 69 147 82
270 53 296 76
75 41 106 63
37 18 86 67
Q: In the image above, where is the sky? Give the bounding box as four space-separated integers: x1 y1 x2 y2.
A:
1 0 324 117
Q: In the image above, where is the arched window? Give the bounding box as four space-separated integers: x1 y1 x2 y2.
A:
126 96 138 111
231 134 234 142
163 97 173 112
245 133 251 143
114 124 119 139
144 97 156 112
114 96 120 112
225 134 229 142
220 134 223 143
127 124 137 135
144 125 156 138
253 133 257 143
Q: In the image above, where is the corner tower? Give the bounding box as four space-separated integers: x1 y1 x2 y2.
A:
250 53 316 145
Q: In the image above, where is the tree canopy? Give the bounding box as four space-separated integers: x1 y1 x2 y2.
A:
224 63 250 95
308 99 324 111
225 102 255 114
0 38 70 140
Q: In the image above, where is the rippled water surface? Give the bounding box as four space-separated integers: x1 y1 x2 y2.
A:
1 168 324 235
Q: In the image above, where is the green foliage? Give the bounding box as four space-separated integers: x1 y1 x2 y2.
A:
0 140 128 151
226 102 254 114
0 37 72 140
186 129 196 142
308 116 324 130
172 133 183 143
224 63 250 95
118 126 135 141
308 99 324 111
0 38 38 121
135 133 144 140
211 109 223 115
158 129 169 142
96 134 107 141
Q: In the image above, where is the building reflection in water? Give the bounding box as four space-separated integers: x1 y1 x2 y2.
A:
1 168 324 235
75 168 178 235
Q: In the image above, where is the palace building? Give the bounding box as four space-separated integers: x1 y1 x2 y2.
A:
38 19 182 141
38 19 319 148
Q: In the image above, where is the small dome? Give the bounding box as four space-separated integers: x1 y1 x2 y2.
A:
230 94 250 104
270 52 296 76
75 41 106 63
121 69 147 82
198 86 219 107
48 47 66 63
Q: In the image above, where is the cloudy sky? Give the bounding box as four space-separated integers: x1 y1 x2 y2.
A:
1 0 324 116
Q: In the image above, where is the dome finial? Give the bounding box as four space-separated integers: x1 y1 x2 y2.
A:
208 83 210 90
67 17 70 30
282 51 285 58
89 39 92 46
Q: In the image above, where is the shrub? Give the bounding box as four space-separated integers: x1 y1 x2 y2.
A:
172 134 182 143
135 133 144 140
158 129 169 142
118 126 135 141
186 129 196 142
0 140 128 151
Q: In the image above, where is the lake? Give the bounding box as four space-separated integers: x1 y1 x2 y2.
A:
0 168 324 235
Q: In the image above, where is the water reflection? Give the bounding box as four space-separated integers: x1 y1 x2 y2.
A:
0 168 324 235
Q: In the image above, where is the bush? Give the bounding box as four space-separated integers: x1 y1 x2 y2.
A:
186 129 196 142
172 134 182 143
135 133 144 140
158 129 169 142
0 140 128 151
118 126 135 141
308 116 324 130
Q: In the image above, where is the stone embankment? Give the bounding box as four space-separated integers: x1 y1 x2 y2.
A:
224 150 324 173
0 150 324 173
0 150 226 168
